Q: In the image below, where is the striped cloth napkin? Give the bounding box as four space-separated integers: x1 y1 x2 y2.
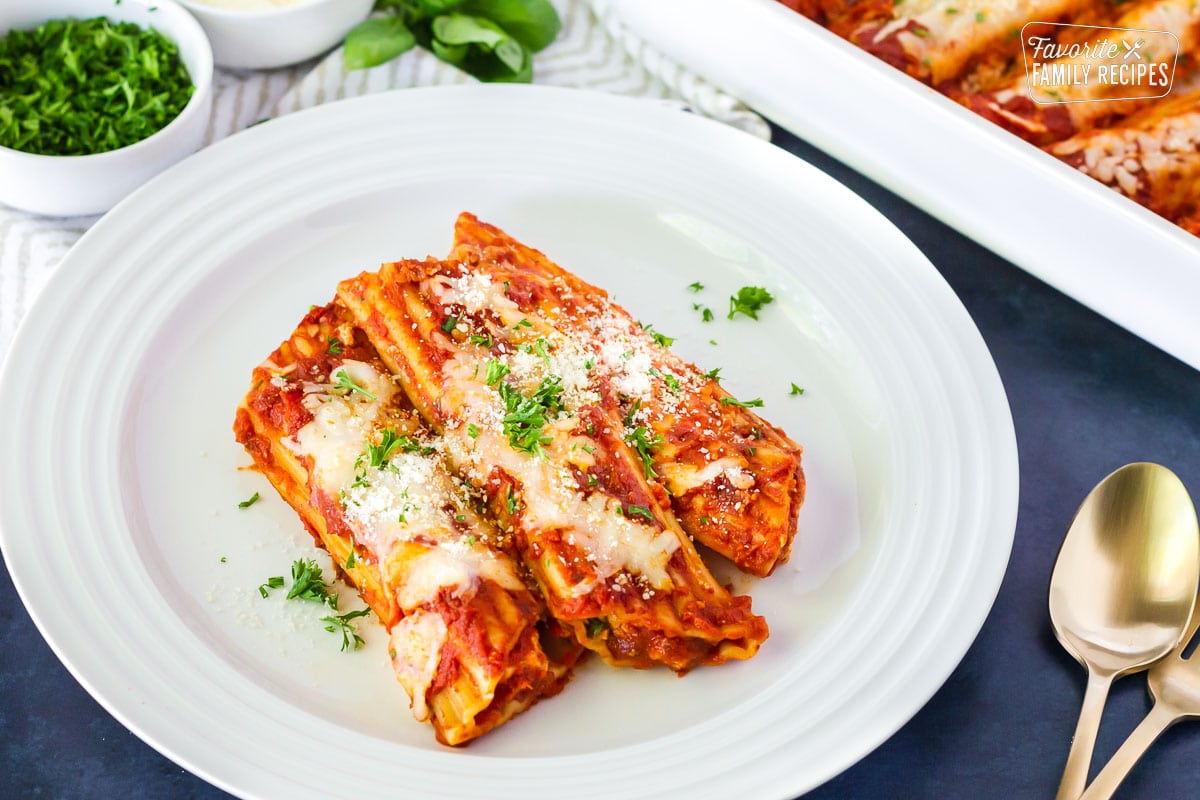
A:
0 0 766 361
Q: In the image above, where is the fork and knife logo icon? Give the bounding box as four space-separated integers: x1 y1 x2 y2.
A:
1121 38 1146 61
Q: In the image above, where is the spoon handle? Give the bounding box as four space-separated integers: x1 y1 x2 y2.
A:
1056 669 1115 800
1078 702 1178 800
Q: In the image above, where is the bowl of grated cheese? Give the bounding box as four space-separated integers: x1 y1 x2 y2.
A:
178 0 372 70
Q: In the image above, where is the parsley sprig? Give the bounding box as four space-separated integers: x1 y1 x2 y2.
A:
287 558 339 606
259 559 373 652
333 367 377 400
322 609 372 652
720 396 765 409
639 321 675 348
625 426 664 479
496 375 565 456
728 286 775 320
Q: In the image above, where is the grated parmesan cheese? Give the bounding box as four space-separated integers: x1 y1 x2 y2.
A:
290 360 521 609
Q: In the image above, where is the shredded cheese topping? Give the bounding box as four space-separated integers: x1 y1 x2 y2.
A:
290 360 521 609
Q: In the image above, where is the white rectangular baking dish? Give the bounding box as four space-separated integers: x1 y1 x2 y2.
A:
598 0 1200 371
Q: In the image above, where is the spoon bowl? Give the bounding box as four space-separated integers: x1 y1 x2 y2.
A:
1049 462 1200 800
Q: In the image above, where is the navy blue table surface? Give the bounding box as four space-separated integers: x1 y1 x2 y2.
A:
3 121 1199 799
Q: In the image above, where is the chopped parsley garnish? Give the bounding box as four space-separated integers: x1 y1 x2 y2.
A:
623 399 642 427
687 281 705 292
534 337 552 367
727 286 775 320
703 367 722 382
625 504 654 522
484 358 510 386
789 383 805 396
587 473 599 487
0 17 195 156
584 356 595 371
440 315 458 333
321 608 371 652
469 332 493 348
287 558 338 607
698 515 711 525
365 428 404 469
912 26 931 37
345 550 357 569
325 336 343 355
720 396 765 408
625 426 664 479
467 423 480 438
464 534 476 547
513 318 533 330
333 368 376 400
640 322 675 348
648 366 682 394
238 492 261 509
496 375 565 456
975 9 986 19
258 575 284 598
701 307 714 322
351 430 431 487
505 484 519 516
584 617 609 637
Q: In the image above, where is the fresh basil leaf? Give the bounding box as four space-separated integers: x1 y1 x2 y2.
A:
430 37 470 65
493 37 525 74
432 13 509 48
430 13 532 82
457 0 561 51
463 43 532 82
409 0 464 17
343 17 417 70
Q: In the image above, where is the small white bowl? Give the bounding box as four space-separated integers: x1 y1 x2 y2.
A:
0 0 214 217
178 0 373 70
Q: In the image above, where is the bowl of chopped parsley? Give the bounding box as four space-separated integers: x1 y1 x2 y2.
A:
0 0 214 216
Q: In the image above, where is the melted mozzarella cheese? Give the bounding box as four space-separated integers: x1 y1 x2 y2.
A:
291 360 396 492
293 360 519 607
444 416 680 597
389 610 448 722
660 456 755 495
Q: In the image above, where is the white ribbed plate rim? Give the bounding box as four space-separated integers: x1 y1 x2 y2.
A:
0 85 1017 799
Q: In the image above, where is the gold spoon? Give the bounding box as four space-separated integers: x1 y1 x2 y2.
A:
1049 463 1200 800
1079 589 1200 800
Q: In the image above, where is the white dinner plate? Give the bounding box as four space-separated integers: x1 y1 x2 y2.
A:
0 85 1017 799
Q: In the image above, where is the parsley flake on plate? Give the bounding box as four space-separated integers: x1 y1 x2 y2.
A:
727 286 775 320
